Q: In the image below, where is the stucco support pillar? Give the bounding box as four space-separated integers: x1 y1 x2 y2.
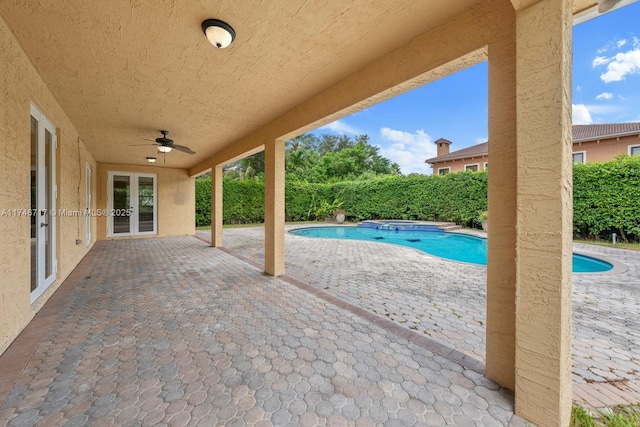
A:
485 5 517 391
264 139 285 276
210 162 223 247
515 0 573 425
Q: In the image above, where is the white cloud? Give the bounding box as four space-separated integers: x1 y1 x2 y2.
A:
319 119 361 135
592 56 611 67
572 104 593 125
576 85 583 92
378 128 436 175
597 38 632 54
475 137 487 144
595 92 613 100
583 104 623 115
600 48 640 82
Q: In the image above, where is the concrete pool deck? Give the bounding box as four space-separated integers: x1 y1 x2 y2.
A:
198 225 640 408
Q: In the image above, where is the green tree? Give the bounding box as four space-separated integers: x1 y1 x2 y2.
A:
285 133 398 182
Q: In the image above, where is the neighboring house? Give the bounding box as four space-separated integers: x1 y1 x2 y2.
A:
426 123 640 174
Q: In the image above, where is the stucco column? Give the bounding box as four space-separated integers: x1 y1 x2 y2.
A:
264 139 285 276
485 4 517 391
210 162 223 247
515 0 573 425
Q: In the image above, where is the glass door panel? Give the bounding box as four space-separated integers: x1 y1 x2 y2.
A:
44 128 54 279
112 175 131 234
138 176 155 233
30 116 37 292
30 105 57 303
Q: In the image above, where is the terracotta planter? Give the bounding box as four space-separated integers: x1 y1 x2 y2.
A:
335 211 345 224
482 219 488 232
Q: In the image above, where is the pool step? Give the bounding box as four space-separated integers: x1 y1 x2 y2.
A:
438 223 462 232
358 220 462 232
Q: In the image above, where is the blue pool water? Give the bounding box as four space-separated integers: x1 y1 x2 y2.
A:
289 226 613 273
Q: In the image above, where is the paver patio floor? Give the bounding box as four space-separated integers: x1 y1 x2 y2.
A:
198 226 640 407
0 236 523 426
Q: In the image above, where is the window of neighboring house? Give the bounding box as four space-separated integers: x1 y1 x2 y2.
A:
629 145 640 156
484 163 488 170
572 151 586 164
465 164 479 172
438 167 450 175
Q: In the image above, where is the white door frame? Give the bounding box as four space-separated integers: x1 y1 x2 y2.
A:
107 171 157 237
86 162 92 246
30 104 57 303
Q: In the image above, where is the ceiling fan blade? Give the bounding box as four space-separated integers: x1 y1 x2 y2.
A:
141 138 157 142
128 143 157 147
171 144 196 154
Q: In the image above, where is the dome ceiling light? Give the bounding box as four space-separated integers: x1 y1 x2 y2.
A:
201 19 236 48
595 0 623 13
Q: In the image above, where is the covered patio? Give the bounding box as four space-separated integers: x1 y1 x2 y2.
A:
0 236 520 426
0 0 627 425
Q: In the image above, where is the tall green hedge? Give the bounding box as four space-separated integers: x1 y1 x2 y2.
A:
195 177 211 226
195 178 265 226
195 156 640 241
195 172 487 227
332 173 487 226
574 155 640 241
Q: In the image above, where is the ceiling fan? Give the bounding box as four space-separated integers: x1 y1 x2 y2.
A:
132 130 195 155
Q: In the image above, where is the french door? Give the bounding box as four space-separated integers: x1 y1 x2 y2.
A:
30 105 57 303
107 172 157 237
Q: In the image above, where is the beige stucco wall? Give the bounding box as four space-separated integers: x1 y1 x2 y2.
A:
514 0 573 424
0 15 97 355
96 163 195 240
486 9 517 391
575 134 640 162
431 155 489 174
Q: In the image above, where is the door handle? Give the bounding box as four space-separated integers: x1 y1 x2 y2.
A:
40 223 48 227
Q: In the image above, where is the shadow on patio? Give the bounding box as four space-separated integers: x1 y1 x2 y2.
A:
0 236 520 426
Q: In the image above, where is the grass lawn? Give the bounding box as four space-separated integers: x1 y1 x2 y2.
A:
576 239 640 252
572 405 640 426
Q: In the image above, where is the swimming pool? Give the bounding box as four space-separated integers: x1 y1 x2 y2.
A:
289 226 613 273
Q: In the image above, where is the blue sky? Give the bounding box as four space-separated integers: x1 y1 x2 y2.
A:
312 2 640 175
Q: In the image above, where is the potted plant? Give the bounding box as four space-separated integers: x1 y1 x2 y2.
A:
479 211 488 232
315 199 345 223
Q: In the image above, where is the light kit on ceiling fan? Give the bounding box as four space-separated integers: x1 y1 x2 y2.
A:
201 19 236 48
129 130 196 164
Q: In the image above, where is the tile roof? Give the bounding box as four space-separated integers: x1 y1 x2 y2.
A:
426 123 640 164
573 122 640 141
425 142 487 163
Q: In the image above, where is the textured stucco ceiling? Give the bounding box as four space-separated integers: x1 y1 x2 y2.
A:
0 0 600 169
